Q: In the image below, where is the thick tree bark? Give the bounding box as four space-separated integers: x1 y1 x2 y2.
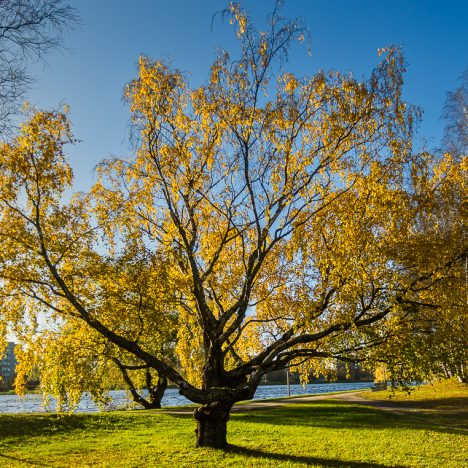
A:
194 401 233 448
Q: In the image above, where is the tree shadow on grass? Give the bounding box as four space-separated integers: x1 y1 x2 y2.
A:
0 453 53 467
163 399 467 436
0 413 87 438
0 412 129 439
231 400 467 436
226 444 405 468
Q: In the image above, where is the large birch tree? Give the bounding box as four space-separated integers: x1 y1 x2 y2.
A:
0 3 465 448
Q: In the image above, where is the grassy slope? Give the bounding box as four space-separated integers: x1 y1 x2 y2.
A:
362 378 468 406
0 381 466 467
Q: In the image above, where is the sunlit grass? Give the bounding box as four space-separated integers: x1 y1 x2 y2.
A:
0 382 466 467
362 378 467 406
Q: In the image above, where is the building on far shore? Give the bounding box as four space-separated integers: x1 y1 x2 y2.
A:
0 342 18 390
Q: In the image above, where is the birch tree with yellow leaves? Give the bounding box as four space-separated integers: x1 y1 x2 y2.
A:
0 3 465 449
13 246 178 410
367 153 467 384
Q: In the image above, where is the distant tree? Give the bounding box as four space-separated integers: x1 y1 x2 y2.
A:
441 69 467 160
0 0 78 137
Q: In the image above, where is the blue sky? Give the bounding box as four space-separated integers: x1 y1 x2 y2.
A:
28 0 467 191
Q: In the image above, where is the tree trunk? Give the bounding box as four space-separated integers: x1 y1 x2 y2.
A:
194 401 233 449
455 363 467 384
147 372 167 409
139 398 161 409
112 358 168 409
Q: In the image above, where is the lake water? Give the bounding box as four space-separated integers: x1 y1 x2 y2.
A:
0 382 372 413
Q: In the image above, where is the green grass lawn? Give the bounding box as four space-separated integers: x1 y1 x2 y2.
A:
0 382 466 467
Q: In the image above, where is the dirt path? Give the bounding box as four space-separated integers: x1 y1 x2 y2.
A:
158 391 411 415
234 391 364 412
333 391 429 414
